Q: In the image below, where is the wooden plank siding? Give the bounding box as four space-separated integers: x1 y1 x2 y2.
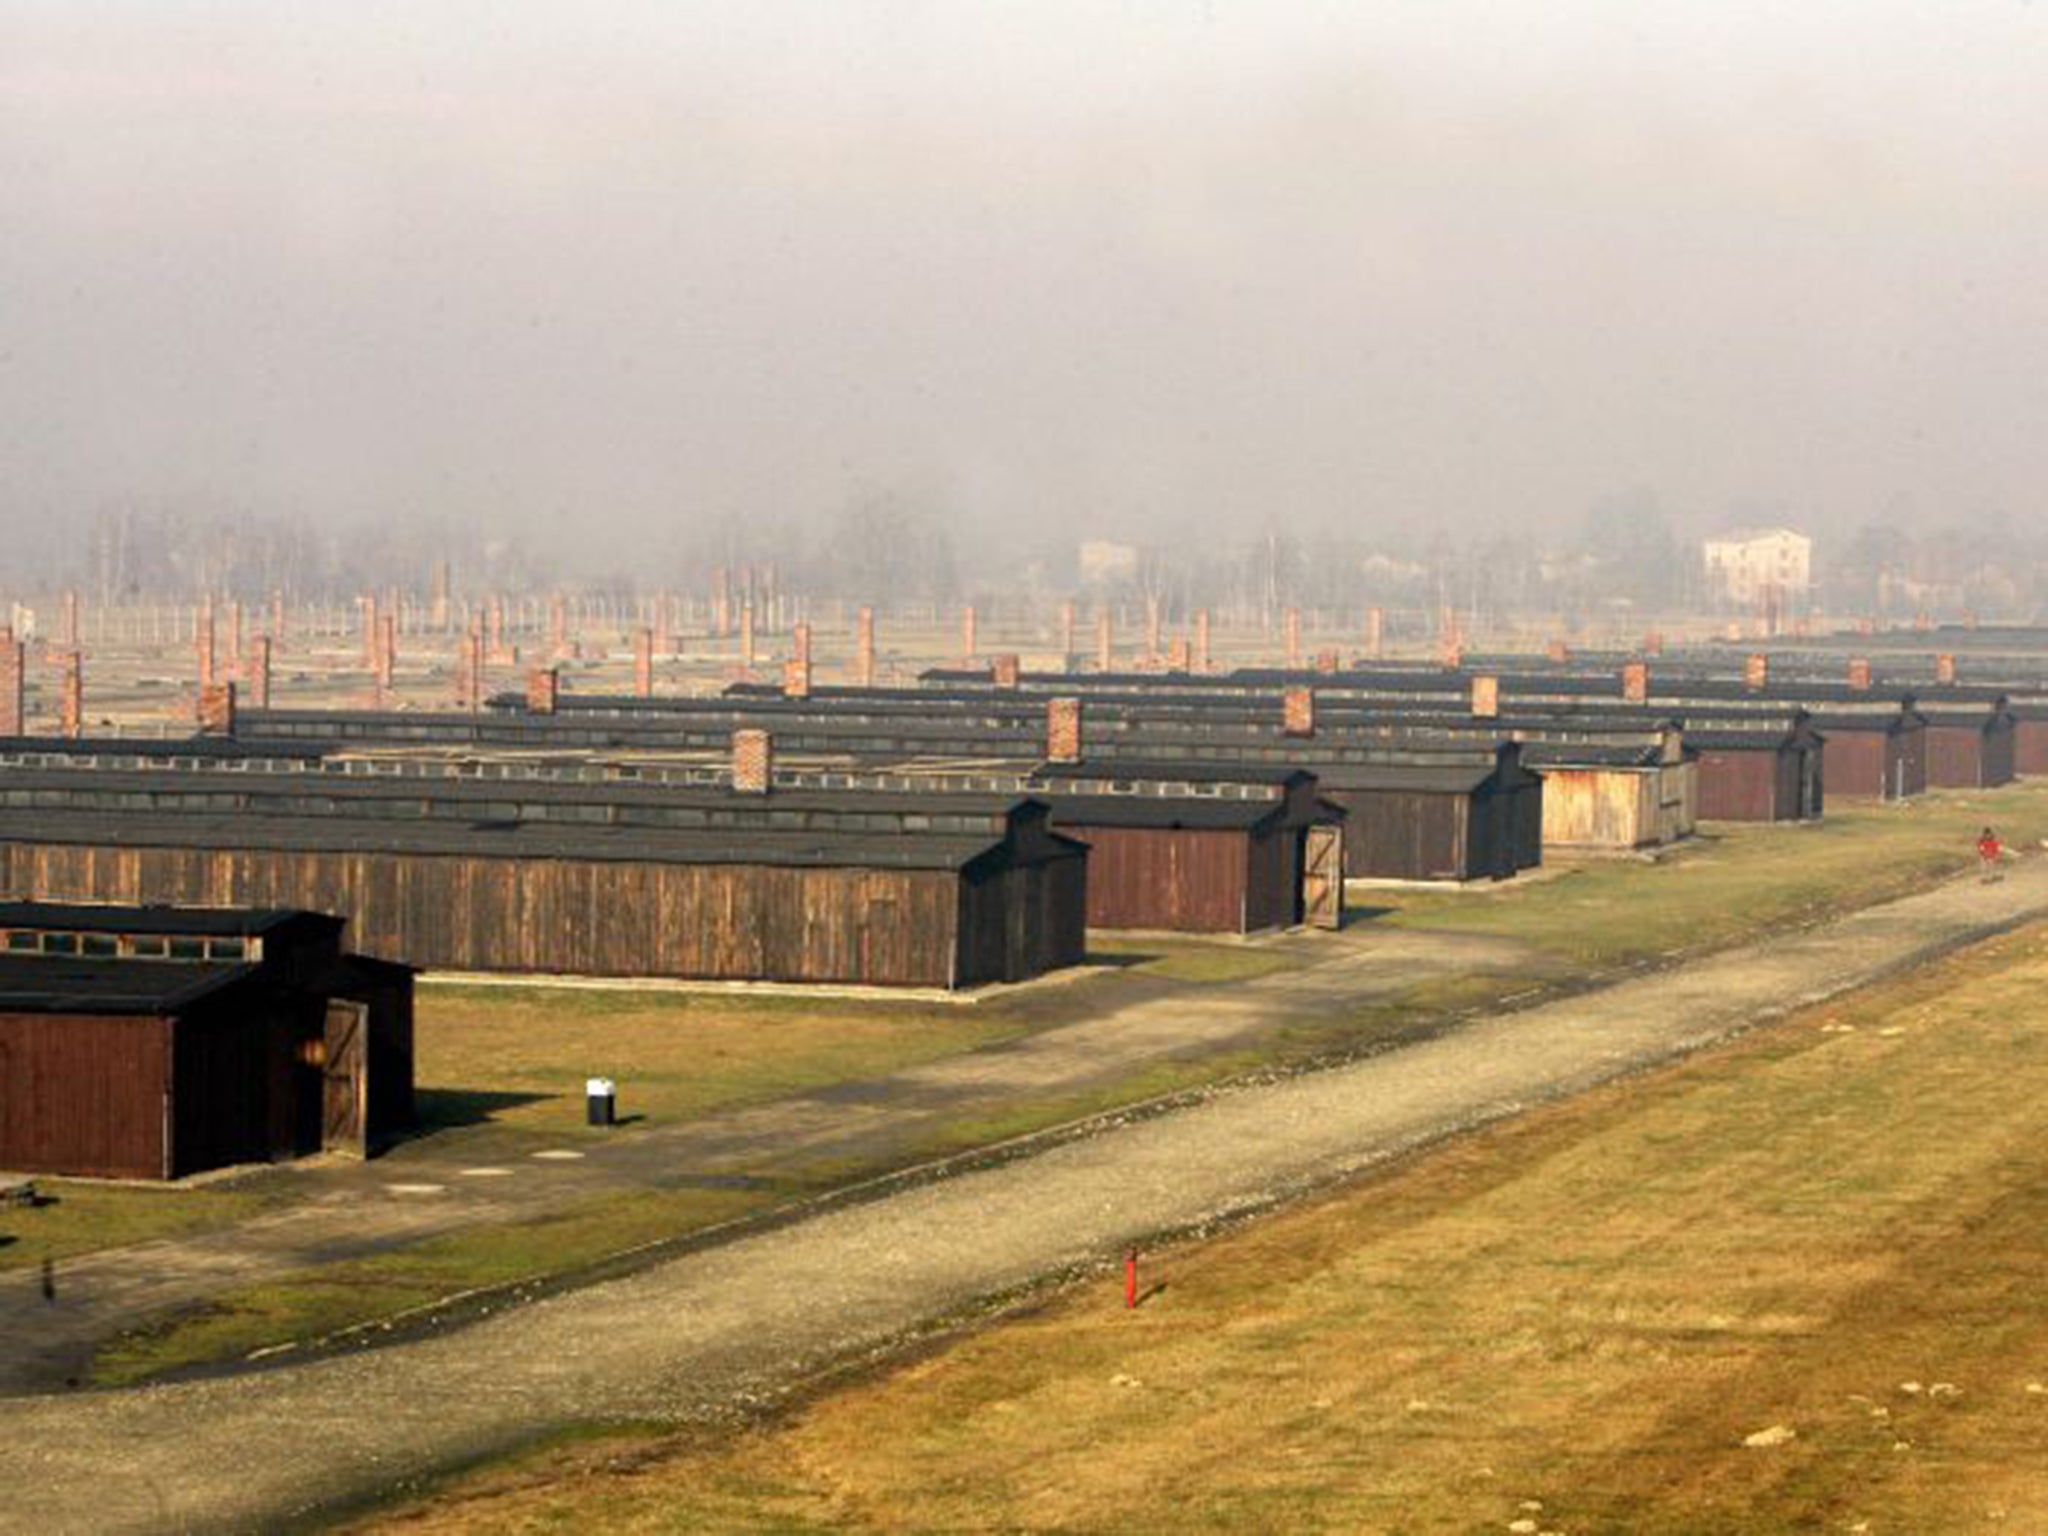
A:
0 1012 169 1179
1926 718 2017 789
1058 825 1261 933
0 843 1015 988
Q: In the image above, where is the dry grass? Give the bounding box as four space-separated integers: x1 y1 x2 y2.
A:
364 924 2048 1534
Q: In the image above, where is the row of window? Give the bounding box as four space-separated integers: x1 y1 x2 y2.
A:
3 930 253 962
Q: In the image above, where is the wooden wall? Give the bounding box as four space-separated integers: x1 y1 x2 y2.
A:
1927 720 2016 789
0 1011 168 1179
1334 789 1472 881
956 854 1088 981
1063 825 1255 933
0 843 996 988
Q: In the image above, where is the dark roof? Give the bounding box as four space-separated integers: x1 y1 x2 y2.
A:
1046 795 1292 832
1029 760 1309 788
0 955 259 1014
0 808 1040 873
0 902 334 938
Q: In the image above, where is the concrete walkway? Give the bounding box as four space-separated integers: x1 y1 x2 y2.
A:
3 860 2045 1533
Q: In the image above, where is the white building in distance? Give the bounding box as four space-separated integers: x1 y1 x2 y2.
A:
1703 527 1812 606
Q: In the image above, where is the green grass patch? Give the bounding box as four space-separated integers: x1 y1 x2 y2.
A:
0 1180 280 1273
1084 938 1305 985
414 985 1032 1138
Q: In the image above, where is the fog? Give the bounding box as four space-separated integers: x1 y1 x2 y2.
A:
3 2 2045 579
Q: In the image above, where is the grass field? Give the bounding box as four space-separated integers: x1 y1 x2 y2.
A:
411 985 1019 1136
365 922 2048 1534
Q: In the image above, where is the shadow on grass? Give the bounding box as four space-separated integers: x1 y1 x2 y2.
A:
411 1088 556 1136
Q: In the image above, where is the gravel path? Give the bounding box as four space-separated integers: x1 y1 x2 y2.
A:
3 862 2044 1534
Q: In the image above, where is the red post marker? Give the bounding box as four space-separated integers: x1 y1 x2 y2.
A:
1125 1249 1139 1310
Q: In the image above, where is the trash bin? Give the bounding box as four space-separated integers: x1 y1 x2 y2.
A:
586 1076 617 1127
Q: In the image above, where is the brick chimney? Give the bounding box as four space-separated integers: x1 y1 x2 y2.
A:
457 624 483 713
486 595 505 663
0 632 21 736
1471 675 1500 718
1935 653 1957 686
430 559 451 632
629 627 652 697
59 651 82 739
1046 697 1083 764
197 681 236 736
1622 662 1650 703
856 606 876 687
376 613 397 702
992 653 1021 688
961 604 978 666
1169 637 1192 673
60 590 78 649
1546 638 1569 663
739 601 756 668
270 590 285 651
224 602 243 680
196 606 216 691
1314 649 1340 675
1438 639 1463 670
1095 611 1112 673
549 592 568 660
362 591 379 668
732 728 772 793
783 654 812 699
652 593 675 656
1364 606 1384 659
1283 685 1315 738
526 666 559 714
793 621 812 667
1284 608 1302 668
1194 609 1212 672
1847 657 1872 691
1641 631 1664 656
246 636 272 709
1744 653 1769 691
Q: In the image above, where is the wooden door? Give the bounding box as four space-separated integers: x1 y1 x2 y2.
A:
322 1000 368 1156
1302 824 1344 930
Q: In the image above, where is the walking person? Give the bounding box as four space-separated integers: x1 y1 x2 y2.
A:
1978 825 2003 883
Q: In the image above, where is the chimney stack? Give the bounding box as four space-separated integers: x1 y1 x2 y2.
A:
60 590 78 649
1194 609 1212 672
1364 606 1384 659
457 622 484 713
1847 657 1872 691
270 590 286 651
196 604 216 690
1283 685 1315 738
486 596 506 663
1315 649 1340 675
992 653 1021 689
1935 653 1957 686
782 656 812 699
1046 697 1083 764
224 602 243 681
526 666 560 714
1546 638 1569 663
634 627 654 697
732 727 772 793
1471 675 1500 718
961 604 978 666
1169 637 1192 673
1622 661 1650 703
376 612 397 703
59 651 82 739
856 605 876 687
362 592 379 668
1284 608 1302 668
1641 631 1665 656
0 632 21 736
246 636 272 709
740 601 756 668
1095 610 1113 673
652 594 675 657
430 559 451 632
197 681 236 736
549 592 569 660
1744 653 1769 691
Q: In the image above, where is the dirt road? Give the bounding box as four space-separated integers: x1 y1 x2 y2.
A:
4 861 2046 1533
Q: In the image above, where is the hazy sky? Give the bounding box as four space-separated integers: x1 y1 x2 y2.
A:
3 2 2045 567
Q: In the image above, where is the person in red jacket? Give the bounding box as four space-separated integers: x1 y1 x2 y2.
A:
1978 826 2003 882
